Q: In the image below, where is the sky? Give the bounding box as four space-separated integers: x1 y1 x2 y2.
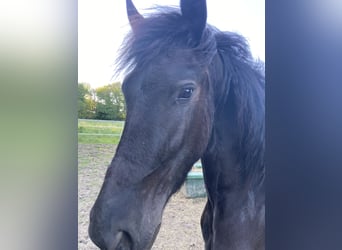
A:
78 0 264 88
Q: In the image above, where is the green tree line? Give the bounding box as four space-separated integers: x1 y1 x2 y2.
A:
78 82 126 120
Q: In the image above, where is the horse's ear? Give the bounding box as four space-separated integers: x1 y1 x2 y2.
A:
126 0 144 33
180 0 207 44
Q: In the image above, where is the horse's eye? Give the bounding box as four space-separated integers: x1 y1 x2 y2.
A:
178 87 194 99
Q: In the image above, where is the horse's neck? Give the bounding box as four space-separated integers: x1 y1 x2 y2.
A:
201 97 264 249
202 93 243 192
203 86 264 196
201 123 264 213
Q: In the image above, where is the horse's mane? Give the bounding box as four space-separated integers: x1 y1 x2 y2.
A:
211 32 265 185
117 7 265 185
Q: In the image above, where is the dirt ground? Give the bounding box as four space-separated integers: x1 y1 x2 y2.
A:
78 144 206 250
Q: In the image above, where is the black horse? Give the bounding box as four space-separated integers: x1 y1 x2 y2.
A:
89 0 264 249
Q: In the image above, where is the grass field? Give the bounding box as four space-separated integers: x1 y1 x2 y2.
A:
78 119 124 144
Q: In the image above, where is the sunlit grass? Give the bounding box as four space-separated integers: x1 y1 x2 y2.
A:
78 119 124 144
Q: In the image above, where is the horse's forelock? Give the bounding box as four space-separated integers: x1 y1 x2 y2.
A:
115 7 217 76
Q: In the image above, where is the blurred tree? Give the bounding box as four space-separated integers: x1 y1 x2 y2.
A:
95 82 126 120
78 83 96 119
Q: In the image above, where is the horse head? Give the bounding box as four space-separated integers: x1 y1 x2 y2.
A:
88 1 217 249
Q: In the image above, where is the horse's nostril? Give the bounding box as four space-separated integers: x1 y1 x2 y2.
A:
111 231 133 250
